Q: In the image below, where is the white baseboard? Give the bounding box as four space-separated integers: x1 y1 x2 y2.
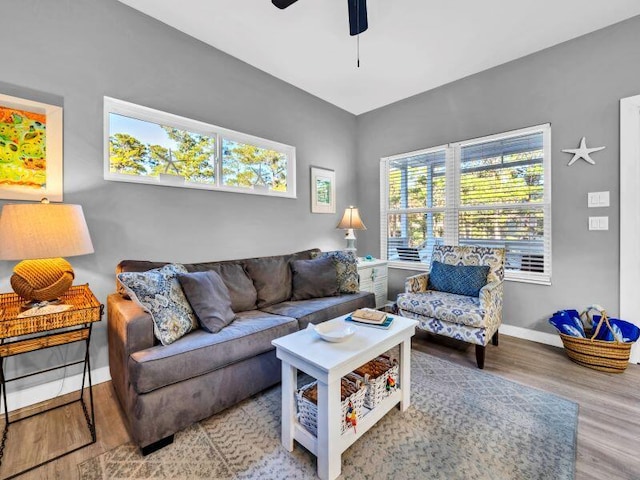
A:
499 324 564 348
2 366 111 413
499 325 640 364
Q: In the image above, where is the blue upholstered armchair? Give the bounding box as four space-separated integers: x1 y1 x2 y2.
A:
397 245 506 369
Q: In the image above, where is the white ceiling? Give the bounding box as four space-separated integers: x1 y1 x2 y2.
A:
118 0 640 115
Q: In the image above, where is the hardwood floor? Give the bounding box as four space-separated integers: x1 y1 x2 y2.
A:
411 332 640 480
0 380 129 480
2 333 639 479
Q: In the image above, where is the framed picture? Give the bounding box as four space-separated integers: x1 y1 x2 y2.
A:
0 93 63 201
311 167 335 213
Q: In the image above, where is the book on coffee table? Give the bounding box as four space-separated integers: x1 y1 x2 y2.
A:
346 314 394 330
351 308 387 324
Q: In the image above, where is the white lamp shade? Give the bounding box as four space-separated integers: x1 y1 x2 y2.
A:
0 203 94 261
336 206 366 230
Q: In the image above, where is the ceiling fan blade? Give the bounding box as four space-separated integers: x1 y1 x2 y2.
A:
272 0 299 9
348 0 368 36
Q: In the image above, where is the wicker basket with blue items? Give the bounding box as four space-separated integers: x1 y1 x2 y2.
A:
549 305 640 373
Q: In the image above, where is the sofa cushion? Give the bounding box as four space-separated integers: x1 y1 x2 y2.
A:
178 271 236 333
207 263 258 312
115 249 320 300
245 256 292 308
397 291 486 328
311 250 359 293
260 291 375 330
291 257 339 300
117 264 198 346
129 310 298 394
116 260 257 310
428 261 489 297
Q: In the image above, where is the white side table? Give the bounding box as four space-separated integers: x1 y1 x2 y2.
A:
357 258 388 309
272 314 417 480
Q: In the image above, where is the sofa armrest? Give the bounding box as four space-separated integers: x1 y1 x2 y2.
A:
108 294 155 354
479 281 504 334
405 272 430 293
107 293 155 409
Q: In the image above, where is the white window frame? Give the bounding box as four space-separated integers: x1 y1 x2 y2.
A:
380 123 552 285
104 97 296 198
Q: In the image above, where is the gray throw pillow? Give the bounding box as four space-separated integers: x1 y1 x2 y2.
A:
291 257 339 301
178 271 236 333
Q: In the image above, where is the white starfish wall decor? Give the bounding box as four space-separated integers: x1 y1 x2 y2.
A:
562 137 605 166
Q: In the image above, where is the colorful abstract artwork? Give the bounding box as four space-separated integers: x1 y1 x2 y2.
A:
0 106 47 189
0 93 62 201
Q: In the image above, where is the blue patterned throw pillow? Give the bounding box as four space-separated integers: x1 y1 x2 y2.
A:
117 263 198 345
311 250 359 293
428 261 490 297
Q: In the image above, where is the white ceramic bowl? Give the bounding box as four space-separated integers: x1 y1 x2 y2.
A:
307 322 355 343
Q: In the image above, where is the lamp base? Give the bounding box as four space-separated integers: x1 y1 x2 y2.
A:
11 258 75 302
344 228 357 255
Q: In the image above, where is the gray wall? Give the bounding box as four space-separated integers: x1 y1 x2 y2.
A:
356 15 640 333
0 0 357 388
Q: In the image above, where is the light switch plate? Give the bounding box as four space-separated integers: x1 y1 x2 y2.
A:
589 216 609 230
588 191 610 208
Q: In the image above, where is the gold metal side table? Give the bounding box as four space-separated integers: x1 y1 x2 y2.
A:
0 284 103 479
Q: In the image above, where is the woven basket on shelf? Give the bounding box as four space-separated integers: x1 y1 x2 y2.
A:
296 374 367 436
351 355 399 408
560 307 632 374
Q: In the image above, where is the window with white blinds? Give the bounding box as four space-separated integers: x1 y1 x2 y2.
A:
380 124 551 285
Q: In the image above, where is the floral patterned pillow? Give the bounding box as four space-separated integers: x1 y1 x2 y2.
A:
311 250 359 293
117 263 198 345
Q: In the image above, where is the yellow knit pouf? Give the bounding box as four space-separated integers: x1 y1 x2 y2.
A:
11 258 75 302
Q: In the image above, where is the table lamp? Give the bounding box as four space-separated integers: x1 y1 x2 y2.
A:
0 199 94 304
337 206 366 254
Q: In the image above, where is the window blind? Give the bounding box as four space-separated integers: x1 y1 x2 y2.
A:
380 124 551 284
458 131 549 281
384 149 447 265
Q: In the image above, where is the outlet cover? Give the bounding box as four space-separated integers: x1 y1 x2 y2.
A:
589 216 609 230
588 191 610 208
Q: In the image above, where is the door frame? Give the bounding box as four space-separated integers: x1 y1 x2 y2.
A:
619 94 640 364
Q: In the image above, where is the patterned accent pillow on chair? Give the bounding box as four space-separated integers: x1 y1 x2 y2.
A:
428 261 490 297
432 245 504 283
117 263 198 345
311 250 359 293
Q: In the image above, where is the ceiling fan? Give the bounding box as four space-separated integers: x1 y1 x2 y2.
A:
272 0 368 36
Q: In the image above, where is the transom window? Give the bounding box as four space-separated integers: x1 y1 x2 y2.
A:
380 124 551 285
104 97 296 198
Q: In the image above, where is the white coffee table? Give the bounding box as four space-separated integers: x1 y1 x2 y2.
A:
272 314 418 480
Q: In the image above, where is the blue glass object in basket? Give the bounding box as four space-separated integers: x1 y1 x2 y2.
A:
590 315 640 343
548 310 586 338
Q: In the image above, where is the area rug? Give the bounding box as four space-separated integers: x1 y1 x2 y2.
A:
79 351 578 480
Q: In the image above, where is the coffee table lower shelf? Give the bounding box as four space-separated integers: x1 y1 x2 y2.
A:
292 388 402 456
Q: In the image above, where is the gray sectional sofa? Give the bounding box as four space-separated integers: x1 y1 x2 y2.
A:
107 248 374 453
